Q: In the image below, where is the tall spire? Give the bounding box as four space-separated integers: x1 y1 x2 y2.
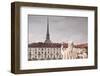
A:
46 17 50 40
44 17 51 43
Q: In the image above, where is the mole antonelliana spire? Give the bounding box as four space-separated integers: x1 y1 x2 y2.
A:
44 17 52 43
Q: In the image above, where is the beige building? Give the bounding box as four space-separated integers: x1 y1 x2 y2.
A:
28 42 87 60
28 43 68 60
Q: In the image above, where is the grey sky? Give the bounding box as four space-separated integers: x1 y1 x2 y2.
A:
28 15 88 44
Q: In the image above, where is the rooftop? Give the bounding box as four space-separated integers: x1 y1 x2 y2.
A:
28 42 87 48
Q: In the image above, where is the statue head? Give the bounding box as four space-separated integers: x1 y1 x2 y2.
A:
61 43 64 50
68 41 74 48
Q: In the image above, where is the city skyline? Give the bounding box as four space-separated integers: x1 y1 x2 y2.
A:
28 15 88 44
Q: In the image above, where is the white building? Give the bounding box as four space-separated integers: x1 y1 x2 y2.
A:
28 42 87 60
28 43 64 60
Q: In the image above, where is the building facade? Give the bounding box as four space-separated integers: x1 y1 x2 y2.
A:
28 42 87 60
28 43 63 60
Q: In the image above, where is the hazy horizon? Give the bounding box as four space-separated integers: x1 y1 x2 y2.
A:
28 15 88 44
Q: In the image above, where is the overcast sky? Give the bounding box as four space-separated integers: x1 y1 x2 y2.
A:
28 15 88 44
